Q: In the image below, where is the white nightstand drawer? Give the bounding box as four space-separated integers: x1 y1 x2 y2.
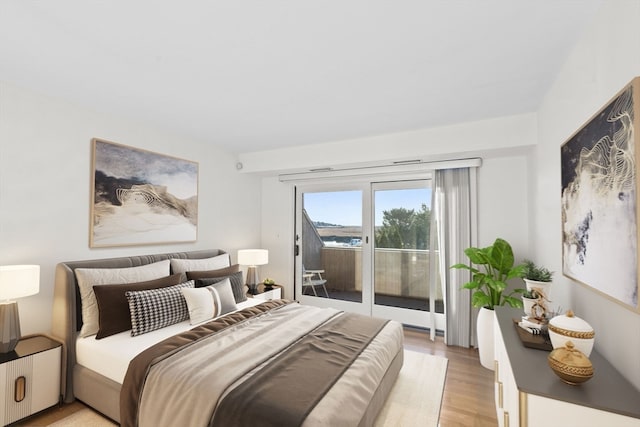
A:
252 287 282 300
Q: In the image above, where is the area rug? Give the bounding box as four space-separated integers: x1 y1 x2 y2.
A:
49 350 447 427
375 350 448 427
48 408 116 427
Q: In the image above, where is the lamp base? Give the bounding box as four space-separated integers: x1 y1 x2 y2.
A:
0 302 21 353
245 266 260 295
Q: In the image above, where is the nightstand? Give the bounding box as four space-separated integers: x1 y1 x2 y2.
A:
0 335 61 425
247 283 283 300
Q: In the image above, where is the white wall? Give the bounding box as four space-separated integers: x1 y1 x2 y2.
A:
0 82 263 336
239 113 537 174
260 177 295 298
536 0 640 389
251 116 534 300
477 154 531 258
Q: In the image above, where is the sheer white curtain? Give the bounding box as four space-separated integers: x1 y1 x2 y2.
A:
431 167 477 346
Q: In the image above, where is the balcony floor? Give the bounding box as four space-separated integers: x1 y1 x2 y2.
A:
317 290 445 313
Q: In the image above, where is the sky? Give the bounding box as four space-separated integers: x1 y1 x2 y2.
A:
304 188 431 226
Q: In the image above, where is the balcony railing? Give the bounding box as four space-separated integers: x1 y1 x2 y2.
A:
319 246 439 300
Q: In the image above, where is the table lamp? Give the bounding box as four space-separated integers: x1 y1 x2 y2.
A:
0 265 40 353
237 249 268 295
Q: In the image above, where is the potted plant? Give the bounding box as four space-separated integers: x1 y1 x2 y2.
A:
451 237 526 369
523 259 553 299
263 277 275 290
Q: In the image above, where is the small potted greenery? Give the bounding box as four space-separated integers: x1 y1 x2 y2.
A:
451 237 526 369
263 277 276 290
522 259 553 299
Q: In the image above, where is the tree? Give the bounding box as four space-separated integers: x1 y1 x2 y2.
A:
414 204 431 250
375 204 431 250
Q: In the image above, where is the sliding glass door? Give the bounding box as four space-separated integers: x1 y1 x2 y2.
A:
295 184 371 315
295 179 443 329
371 181 443 328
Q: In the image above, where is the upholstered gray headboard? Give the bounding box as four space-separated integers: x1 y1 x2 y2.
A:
51 249 226 402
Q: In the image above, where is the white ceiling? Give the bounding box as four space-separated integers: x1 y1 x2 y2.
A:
0 1 603 154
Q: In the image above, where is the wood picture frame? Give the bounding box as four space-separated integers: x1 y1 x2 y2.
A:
90 138 198 248
561 77 640 312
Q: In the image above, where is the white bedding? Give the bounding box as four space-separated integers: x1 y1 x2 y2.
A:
76 298 264 384
123 302 404 427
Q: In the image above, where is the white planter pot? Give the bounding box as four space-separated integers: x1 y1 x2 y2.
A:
524 279 552 300
476 307 495 370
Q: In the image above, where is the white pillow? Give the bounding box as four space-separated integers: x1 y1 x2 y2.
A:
181 278 237 325
75 260 170 337
170 254 230 274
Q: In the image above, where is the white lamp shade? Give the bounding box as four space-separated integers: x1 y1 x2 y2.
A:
0 265 40 300
237 249 269 266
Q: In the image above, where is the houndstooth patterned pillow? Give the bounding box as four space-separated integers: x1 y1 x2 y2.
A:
126 281 194 336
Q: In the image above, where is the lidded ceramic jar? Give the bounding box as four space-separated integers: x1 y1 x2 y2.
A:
548 310 595 356
548 341 594 385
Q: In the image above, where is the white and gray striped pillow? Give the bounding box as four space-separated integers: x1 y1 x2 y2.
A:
181 278 238 325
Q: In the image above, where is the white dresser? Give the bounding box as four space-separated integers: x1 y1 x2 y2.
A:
494 307 640 427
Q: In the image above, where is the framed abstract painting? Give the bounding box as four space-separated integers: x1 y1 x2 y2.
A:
90 138 198 247
561 77 640 312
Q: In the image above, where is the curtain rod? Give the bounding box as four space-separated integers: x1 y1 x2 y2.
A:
278 157 482 182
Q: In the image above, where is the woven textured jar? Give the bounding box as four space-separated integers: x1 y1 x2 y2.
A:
548 341 594 385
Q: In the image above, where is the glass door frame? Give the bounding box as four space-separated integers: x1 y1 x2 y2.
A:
294 182 373 316
370 179 437 328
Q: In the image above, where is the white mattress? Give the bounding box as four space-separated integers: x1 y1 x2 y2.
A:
76 298 264 384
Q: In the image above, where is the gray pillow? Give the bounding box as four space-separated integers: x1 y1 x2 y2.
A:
170 254 230 274
195 271 246 303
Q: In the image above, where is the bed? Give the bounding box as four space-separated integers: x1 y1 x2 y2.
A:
51 249 404 426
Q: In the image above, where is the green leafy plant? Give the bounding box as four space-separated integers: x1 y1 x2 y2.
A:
451 237 526 309
523 259 553 282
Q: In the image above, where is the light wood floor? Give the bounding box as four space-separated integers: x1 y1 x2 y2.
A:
17 328 497 427
404 328 497 427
